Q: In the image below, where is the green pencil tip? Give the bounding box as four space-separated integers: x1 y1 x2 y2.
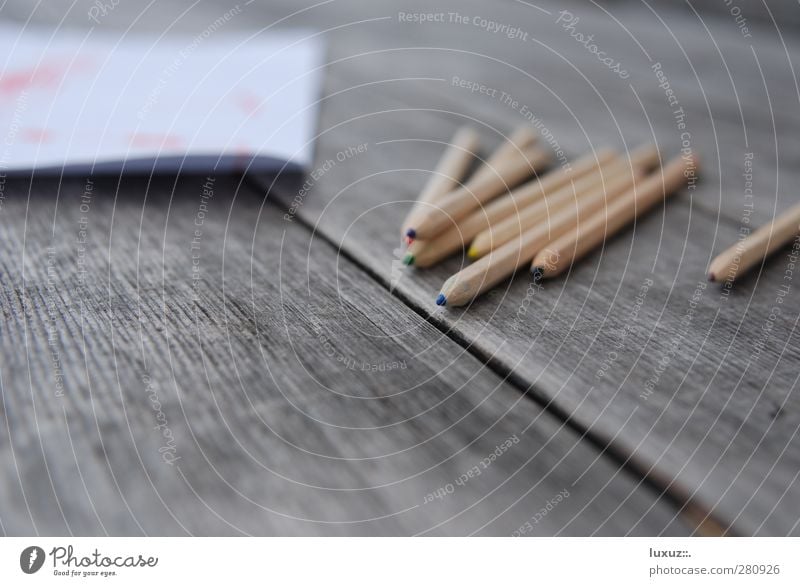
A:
403 253 415 266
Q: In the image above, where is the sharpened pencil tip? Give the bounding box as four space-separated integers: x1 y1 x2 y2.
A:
435 293 447 306
531 267 544 282
403 253 415 266
406 228 416 240
707 271 716 282
467 246 479 260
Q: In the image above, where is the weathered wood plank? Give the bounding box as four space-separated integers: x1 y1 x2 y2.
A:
603 0 800 32
309 2 800 229
0 174 689 535
5 0 800 536
248 1 800 534
259 103 800 534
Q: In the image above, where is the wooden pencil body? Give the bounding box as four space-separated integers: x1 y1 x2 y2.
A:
708 201 800 282
408 148 617 267
467 147 617 232
439 164 642 306
625 142 661 172
407 144 552 240
470 126 538 184
470 143 659 258
469 160 636 258
400 127 480 238
532 154 698 279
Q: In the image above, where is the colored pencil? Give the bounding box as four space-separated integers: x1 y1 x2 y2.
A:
437 162 650 307
405 140 551 241
400 127 480 241
468 144 659 259
404 127 535 241
404 147 618 267
469 126 538 183
708 200 800 283
531 153 699 280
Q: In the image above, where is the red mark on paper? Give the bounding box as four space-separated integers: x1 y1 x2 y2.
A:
232 142 254 165
234 90 263 116
0 58 96 99
233 142 253 155
19 127 54 144
0 64 64 97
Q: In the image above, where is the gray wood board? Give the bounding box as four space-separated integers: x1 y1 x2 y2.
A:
4 0 798 535
250 1 800 535
0 174 689 535
308 1 800 228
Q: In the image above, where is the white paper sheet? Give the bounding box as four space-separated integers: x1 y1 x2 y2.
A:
0 23 323 174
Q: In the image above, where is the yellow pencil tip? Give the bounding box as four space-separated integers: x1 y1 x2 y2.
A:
467 246 479 260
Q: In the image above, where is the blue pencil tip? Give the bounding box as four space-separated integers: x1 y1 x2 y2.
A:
406 228 416 239
435 293 447 306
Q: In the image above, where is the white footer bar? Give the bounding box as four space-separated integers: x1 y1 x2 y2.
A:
2 537 798 584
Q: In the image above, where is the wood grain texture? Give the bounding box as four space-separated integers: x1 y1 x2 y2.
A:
0 174 689 535
3 0 799 536
245 0 800 534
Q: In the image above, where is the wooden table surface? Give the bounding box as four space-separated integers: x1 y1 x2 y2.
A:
2 0 799 535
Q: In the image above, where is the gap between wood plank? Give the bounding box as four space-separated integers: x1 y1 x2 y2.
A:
245 174 733 536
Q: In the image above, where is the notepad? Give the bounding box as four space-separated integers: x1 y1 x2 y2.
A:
0 24 323 174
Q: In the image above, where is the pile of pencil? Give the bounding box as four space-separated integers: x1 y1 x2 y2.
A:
401 126 699 307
